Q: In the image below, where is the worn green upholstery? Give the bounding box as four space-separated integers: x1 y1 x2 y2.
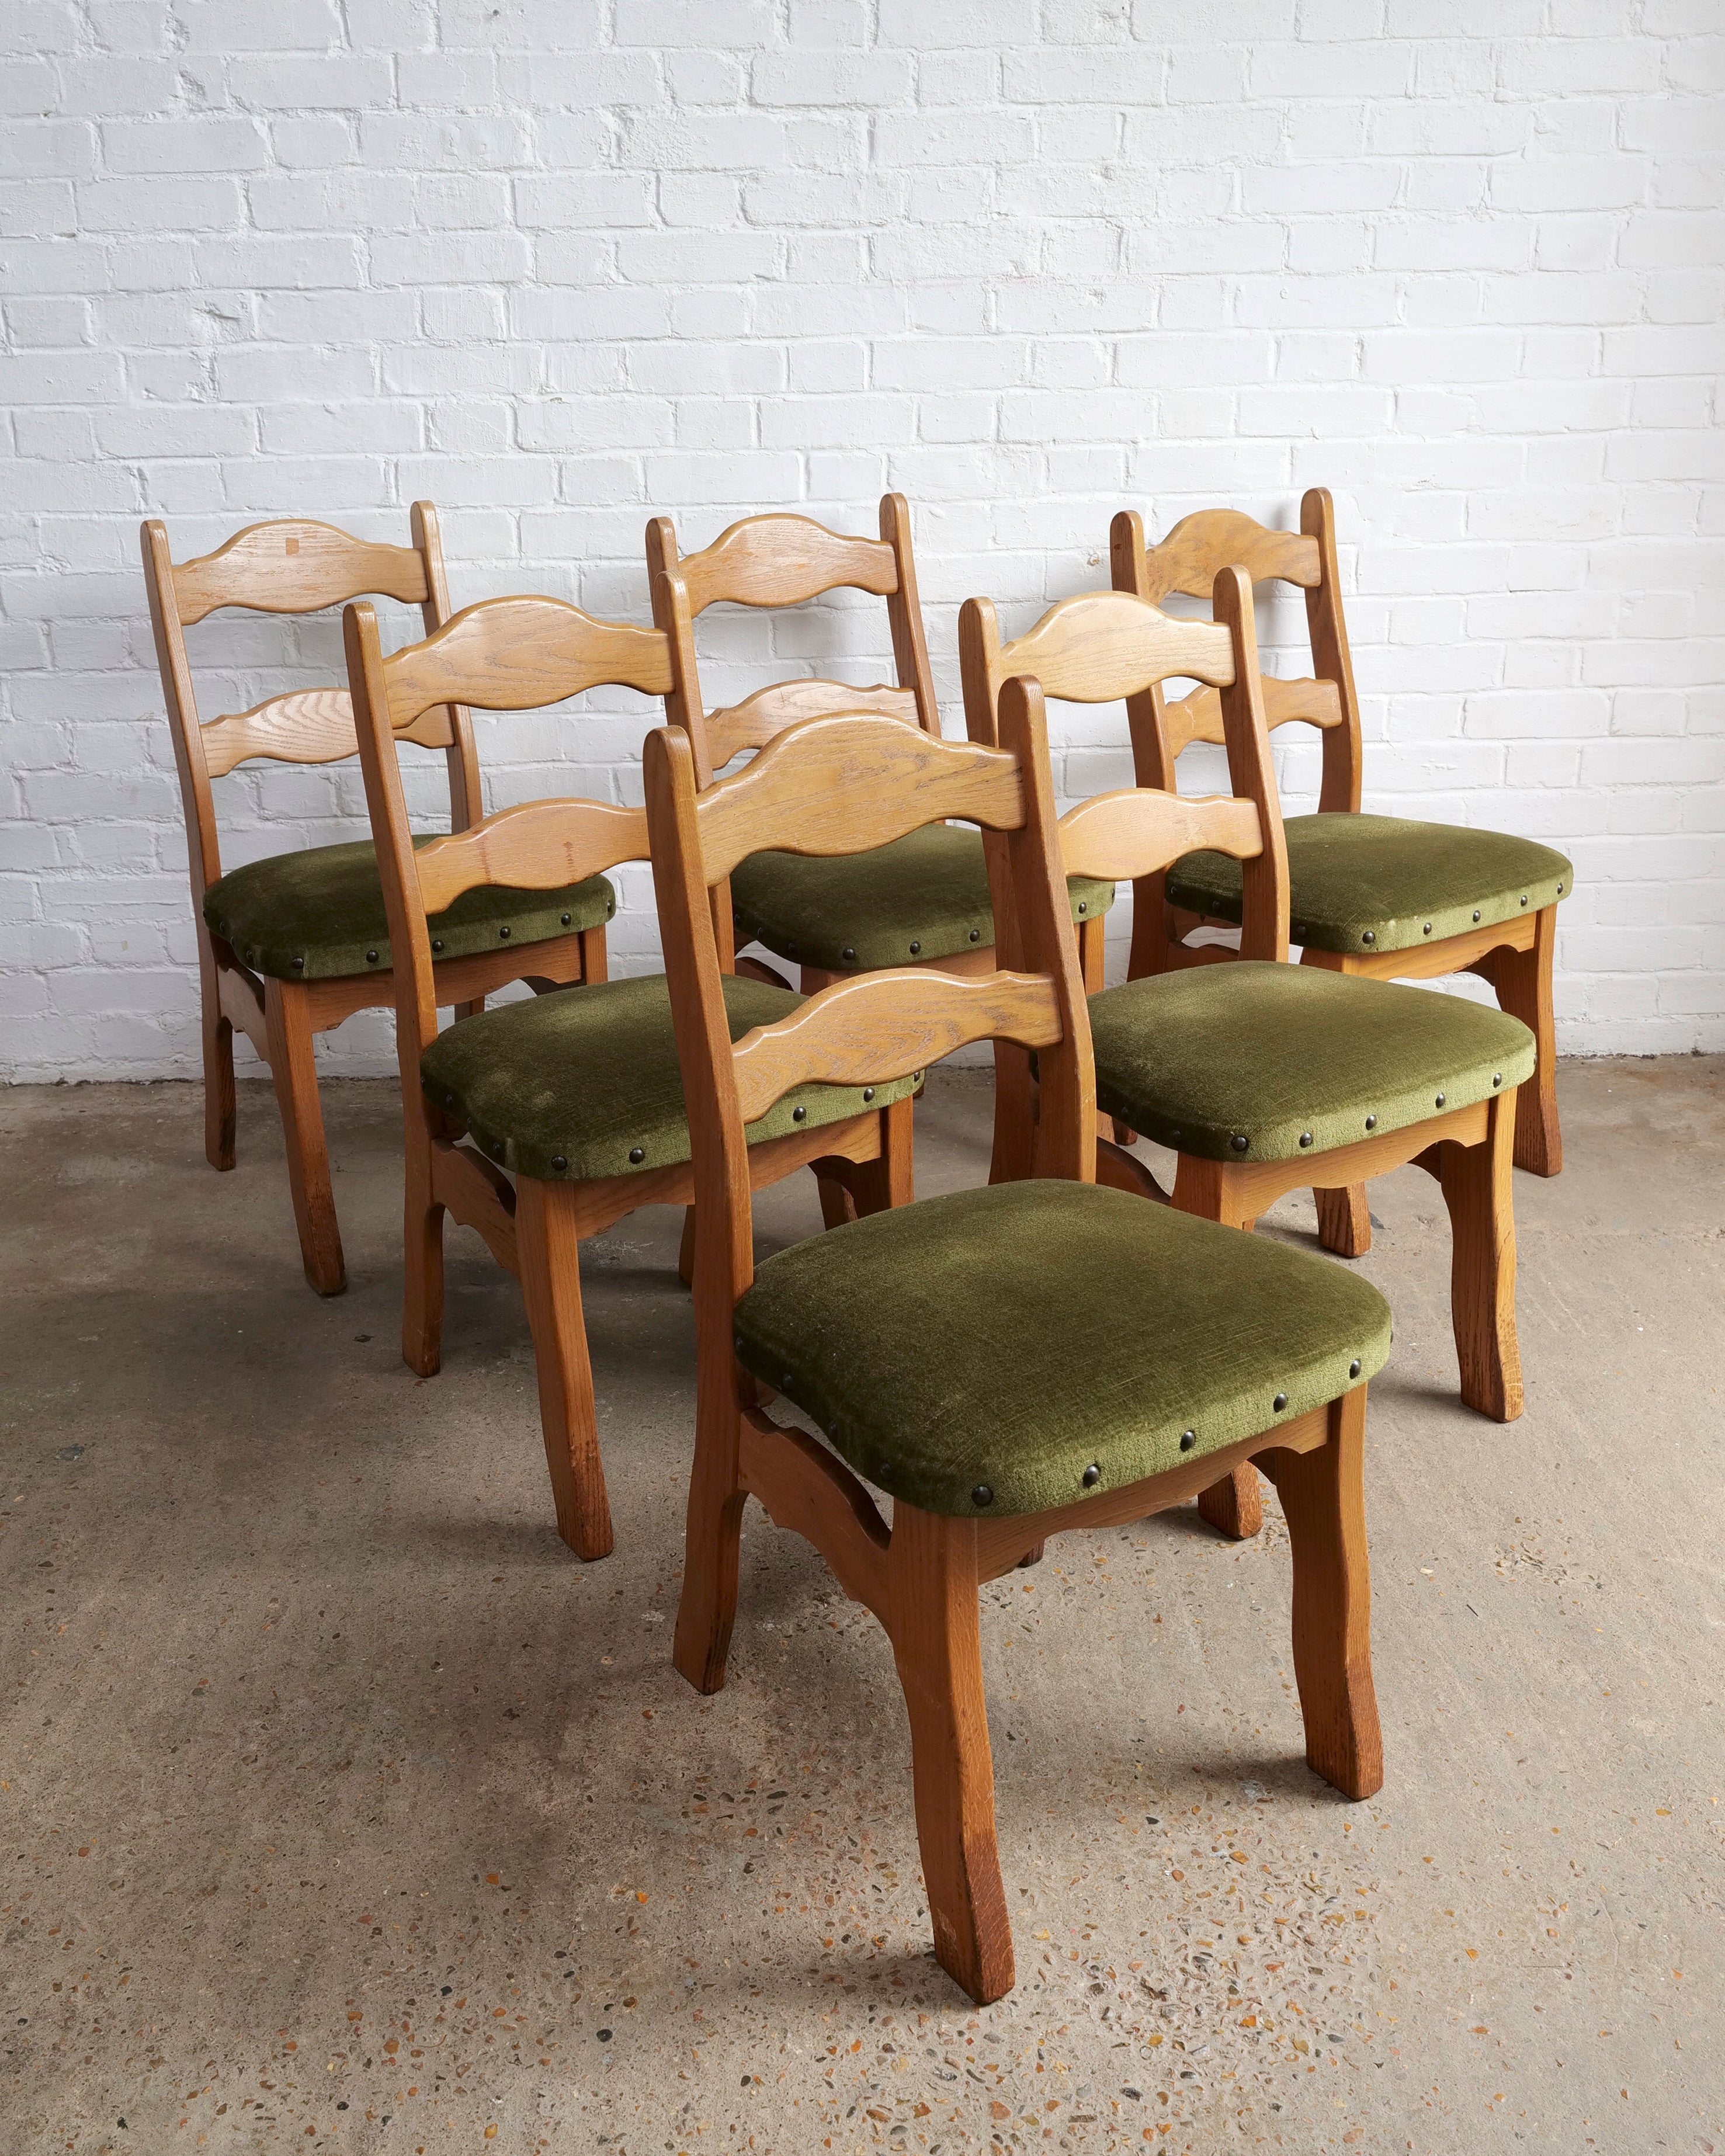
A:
730 824 1115 973
1088 961 1535 1163
203 838 616 983
734 1181 1390 1518
1167 811 1571 957
419 971 919 1185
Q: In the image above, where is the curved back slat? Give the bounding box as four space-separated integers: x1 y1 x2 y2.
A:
1058 789 1263 886
199 688 359 777
705 678 920 772
1134 508 1321 603
1162 673 1344 758
731 969 1061 1127
382 595 673 729
172 518 431 626
990 590 1235 713
693 713 1023 884
675 513 900 617
413 798 648 915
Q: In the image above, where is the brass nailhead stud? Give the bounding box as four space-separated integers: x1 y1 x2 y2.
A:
1473 910 1481 922
1230 1133 1249 1152
1179 1431 1196 1452
862 1087 875 1102
560 912 571 926
445 1092 456 1107
1299 1131 1314 1148
1364 1113 1377 1130
629 1146 644 1163
1422 922 1433 935
1556 883 1563 894
842 946 856 961
607 901 615 915
1519 894 1529 906
1362 930 1376 945
782 1374 793 1393
1349 1359 1362 1379
908 940 921 954
1077 901 1088 915
734 1336 745 1353
1273 1393 1288 1413
1081 1463 1101 1488
499 924 511 939
494 1141 505 1159
432 938 444 952
291 956 305 969
971 1483 994 1508
969 928 981 942
1293 924 1307 940
551 1154 567 1171
1492 1072 1502 1088
1435 1092 1445 1107
792 1104 807 1121
365 949 379 964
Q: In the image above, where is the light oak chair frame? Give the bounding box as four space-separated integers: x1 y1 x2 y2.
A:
1112 492 1562 1262
141 505 598 1296
645 693 1383 2005
646 496 1110 1000
345 593 912 1560
963 573 1522 1537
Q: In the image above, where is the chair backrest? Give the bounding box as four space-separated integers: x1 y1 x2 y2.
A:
140 504 479 908
644 695 1095 1317
958 571 1290 964
1109 488 1362 811
343 593 672 1077
645 493 939 787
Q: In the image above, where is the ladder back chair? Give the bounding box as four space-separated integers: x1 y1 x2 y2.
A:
645 691 1393 2005
141 506 610 1296
962 571 1533 1538
1111 491 1570 1259
345 594 916 1560
647 494 1116 998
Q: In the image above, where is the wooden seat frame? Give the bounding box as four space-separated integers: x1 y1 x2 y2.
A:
645 691 1384 2006
962 570 1523 1539
345 593 912 1560
1111 491 1563 1266
141 505 599 1296
646 495 1109 1002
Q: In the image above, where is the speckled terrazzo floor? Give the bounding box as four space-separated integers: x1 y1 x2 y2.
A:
2 1057 1721 2154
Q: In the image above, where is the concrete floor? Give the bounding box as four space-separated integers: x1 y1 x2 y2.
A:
1 1057 1721 2156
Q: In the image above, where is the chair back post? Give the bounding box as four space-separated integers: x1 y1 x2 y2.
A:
648 560 735 967
140 517 223 898
1210 568 1292 964
409 499 483 831
1107 509 1179 793
343 600 440 1084
879 491 941 738
1299 488 1365 814
992 677 1097 1183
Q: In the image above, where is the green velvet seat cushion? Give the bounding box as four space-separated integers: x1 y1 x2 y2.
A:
730 824 1115 973
734 1181 1390 1519
203 837 615 983
419 971 920 1185
1166 811 1571 956
1089 961 1535 1164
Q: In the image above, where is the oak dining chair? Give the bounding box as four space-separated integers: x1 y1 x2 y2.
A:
141 505 610 1295
961 572 1535 1540
1110 492 1571 1258
644 688 1393 2005
344 592 916 1559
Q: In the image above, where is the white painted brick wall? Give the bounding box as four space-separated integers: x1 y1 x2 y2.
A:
2 0 1721 1079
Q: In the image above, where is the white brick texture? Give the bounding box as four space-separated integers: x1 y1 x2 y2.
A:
2 0 1721 1077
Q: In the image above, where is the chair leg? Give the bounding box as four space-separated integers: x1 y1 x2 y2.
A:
678 1204 697 1287
1481 908 1561 1177
988 1040 1038 1185
402 1115 445 1378
514 1178 614 1561
262 977 345 1296
200 946 236 1171
1171 1155 1265 1539
1314 1182 1372 1258
815 1174 858 1230
1437 1091 1523 1423
887 1506 1014 2005
671 1384 748 1697
1266 1387 1383 1802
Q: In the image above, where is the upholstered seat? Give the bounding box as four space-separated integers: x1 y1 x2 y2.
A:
1088 961 1535 1163
204 838 615 982
733 1181 1390 1518
419 971 921 1185
730 824 1115 973
1166 812 1571 957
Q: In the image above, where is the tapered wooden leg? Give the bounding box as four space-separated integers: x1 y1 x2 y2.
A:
1171 1154 1265 1537
1438 1091 1522 1422
1476 908 1561 1176
988 1040 1037 1185
262 977 345 1296
671 1392 748 1696
201 946 236 1172
1077 911 1106 993
678 1205 697 1288
888 1507 1014 2005
402 1114 445 1378
515 1178 614 1560
1314 1182 1372 1258
1262 1388 1383 1801
815 1174 858 1230
579 921 609 985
